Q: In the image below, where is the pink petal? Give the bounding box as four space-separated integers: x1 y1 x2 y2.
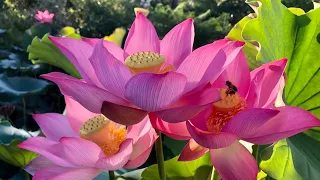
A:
243 106 320 144
178 139 208 161
33 113 78 141
95 139 133 170
125 129 157 168
210 141 258 180
33 167 100 180
41 72 130 113
59 137 102 167
149 113 191 140
48 36 101 87
101 101 148 125
127 116 153 143
245 69 265 108
89 40 132 98
130 129 157 160
155 84 221 123
65 96 98 134
124 12 160 55
124 144 153 169
82 37 124 61
177 40 245 92
48 13 54 18
186 121 237 149
125 72 187 112
250 59 287 108
25 156 57 175
18 137 75 167
222 108 280 138
211 50 250 98
160 18 194 68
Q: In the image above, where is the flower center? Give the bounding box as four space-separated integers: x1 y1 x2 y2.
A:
80 115 127 157
206 89 247 133
124 52 175 74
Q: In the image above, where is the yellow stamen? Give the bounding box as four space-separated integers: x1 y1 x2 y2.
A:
80 115 127 157
125 52 165 74
206 89 247 133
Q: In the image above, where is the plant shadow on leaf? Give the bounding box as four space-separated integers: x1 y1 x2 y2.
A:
288 133 320 180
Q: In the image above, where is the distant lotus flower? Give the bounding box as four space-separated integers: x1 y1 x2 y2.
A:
41 12 245 126
35 10 54 24
151 58 320 180
18 96 157 179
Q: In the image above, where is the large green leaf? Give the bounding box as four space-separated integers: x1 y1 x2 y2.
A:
163 136 188 156
284 7 320 110
260 140 301 180
288 133 320 179
241 0 320 117
0 139 37 168
226 15 259 69
27 34 81 78
242 0 297 64
0 74 49 102
238 1 320 178
0 120 39 144
141 153 212 180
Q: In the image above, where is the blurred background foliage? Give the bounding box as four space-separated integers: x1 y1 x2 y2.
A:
0 0 317 179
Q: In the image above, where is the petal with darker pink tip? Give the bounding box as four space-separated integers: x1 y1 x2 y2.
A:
33 113 78 141
149 113 190 140
250 58 287 108
178 139 208 161
186 121 237 149
89 40 132 98
18 137 75 167
101 101 148 125
211 50 250 98
41 72 130 113
48 36 101 86
25 156 57 175
160 18 194 68
95 139 133 170
81 37 124 61
210 141 258 180
125 72 187 112
65 96 97 134
222 108 280 138
124 13 160 55
33 167 100 180
59 137 102 167
242 106 320 144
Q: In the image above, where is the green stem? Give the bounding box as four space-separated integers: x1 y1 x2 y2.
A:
22 97 26 129
109 171 115 180
255 145 260 164
155 130 166 180
212 169 220 180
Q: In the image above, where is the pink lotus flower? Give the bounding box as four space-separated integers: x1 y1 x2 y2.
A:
150 58 320 180
41 12 245 125
18 96 157 179
35 10 54 24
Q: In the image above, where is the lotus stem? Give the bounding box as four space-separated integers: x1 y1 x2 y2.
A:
109 170 115 180
155 130 166 180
